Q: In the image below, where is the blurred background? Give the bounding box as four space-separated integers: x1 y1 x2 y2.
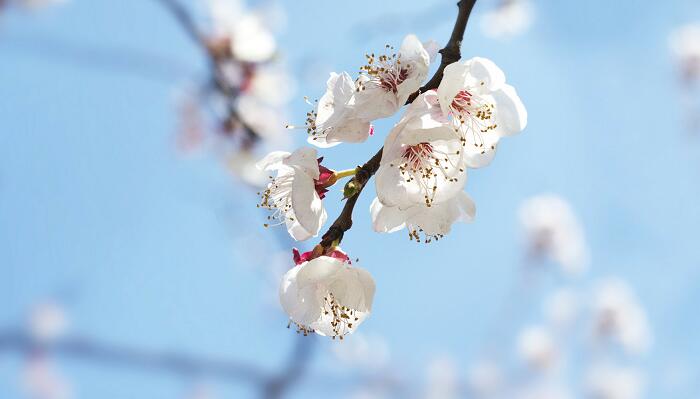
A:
1 0 700 398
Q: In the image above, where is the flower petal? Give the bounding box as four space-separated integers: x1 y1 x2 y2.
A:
370 197 408 233
256 151 291 171
492 84 527 136
284 147 320 179
290 168 326 239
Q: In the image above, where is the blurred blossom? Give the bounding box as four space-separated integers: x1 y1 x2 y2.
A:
543 287 580 330
249 65 297 107
481 0 534 40
27 301 68 343
206 0 276 63
516 325 559 371
519 194 589 275
22 358 72 399
669 23 700 82
515 382 574 399
591 278 652 356
585 364 644 399
466 360 503 398
331 332 390 371
226 149 268 187
237 95 291 146
422 39 441 63
423 356 460 399
183 384 218 399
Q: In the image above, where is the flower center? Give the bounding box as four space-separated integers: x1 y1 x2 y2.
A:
322 293 359 340
449 89 499 153
360 47 410 94
258 174 294 227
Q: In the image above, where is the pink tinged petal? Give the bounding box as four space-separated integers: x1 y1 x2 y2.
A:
295 256 345 287
284 147 320 179
492 84 527 136
325 119 373 145
468 57 506 92
370 197 408 233
438 61 470 116
290 169 327 238
396 34 430 102
256 151 291 171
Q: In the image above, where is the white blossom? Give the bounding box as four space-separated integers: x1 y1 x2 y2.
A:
354 34 431 120
257 147 327 241
280 254 375 338
669 23 700 79
227 149 268 187
437 57 527 168
307 71 372 148
481 0 534 40
543 287 580 329
516 325 558 371
206 0 276 63
375 91 468 209
590 278 652 355
28 301 67 343
585 364 645 399
519 194 588 275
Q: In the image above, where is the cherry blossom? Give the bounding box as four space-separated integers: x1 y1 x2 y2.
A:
519 194 588 275
585 364 645 399
590 278 652 355
375 91 468 209
257 147 328 241
437 57 527 168
206 0 276 63
516 325 559 371
481 0 534 40
280 251 375 339
28 301 68 343
669 23 700 82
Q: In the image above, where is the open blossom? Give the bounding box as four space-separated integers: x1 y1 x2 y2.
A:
375 91 468 209
519 194 588 275
257 147 328 241
481 0 534 40
306 71 372 148
305 35 430 148
437 57 527 168
590 278 652 355
280 250 375 338
516 325 559 371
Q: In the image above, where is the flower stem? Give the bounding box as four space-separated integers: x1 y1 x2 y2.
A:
334 168 358 180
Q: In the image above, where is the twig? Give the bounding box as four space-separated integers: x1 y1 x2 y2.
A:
320 0 478 250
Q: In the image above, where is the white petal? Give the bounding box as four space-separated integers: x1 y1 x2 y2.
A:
438 61 469 116
468 57 506 92
370 198 408 233
290 169 326 238
283 147 320 179
256 151 291 171
492 84 527 136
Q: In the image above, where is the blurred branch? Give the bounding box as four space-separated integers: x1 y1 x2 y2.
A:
320 0 478 250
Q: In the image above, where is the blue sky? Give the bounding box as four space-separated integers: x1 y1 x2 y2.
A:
1 0 700 398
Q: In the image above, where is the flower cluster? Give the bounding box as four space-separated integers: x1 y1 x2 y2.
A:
259 33 526 338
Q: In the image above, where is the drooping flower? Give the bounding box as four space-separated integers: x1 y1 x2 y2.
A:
590 278 652 355
375 91 468 209
370 193 475 243
354 34 431 121
519 194 588 275
437 57 527 168
279 251 375 339
257 147 328 241
481 0 535 40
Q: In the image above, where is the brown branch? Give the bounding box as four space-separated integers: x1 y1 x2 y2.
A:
320 0 478 250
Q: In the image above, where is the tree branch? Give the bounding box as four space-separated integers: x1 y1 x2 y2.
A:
320 0 478 250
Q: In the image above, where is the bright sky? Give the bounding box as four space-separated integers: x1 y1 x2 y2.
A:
1 0 700 398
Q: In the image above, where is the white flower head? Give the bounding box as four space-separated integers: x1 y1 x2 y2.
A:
257 147 328 241
586 364 645 399
590 278 652 355
354 34 431 121
280 252 375 339
306 71 372 148
519 194 588 275
28 301 68 343
206 0 276 63
516 325 559 371
375 91 468 209
481 0 535 40
437 57 527 168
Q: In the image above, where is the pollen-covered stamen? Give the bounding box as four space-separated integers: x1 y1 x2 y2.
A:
450 89 499 154
408 226 444 244
393 142 464 207
258 173 295 228
359 45 411 94
287 320 313 336
322 293 359 340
